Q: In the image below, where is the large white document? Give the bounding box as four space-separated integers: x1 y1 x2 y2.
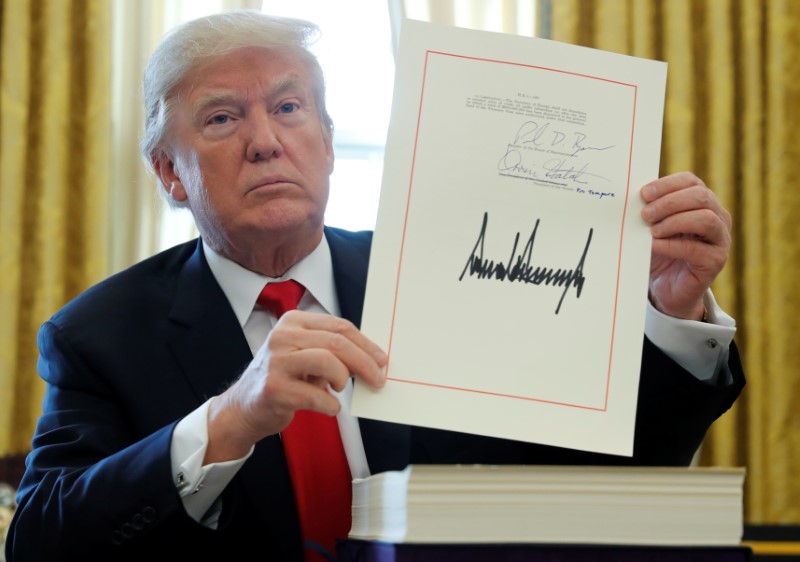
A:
352 19 667 456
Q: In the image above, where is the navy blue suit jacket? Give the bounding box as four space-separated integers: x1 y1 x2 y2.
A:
6 227 745 562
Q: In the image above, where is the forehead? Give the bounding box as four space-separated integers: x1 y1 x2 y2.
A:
178 47 313 102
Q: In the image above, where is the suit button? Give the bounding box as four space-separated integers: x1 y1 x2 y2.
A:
131 513 145 530
111 530 124 545
142 506 156 522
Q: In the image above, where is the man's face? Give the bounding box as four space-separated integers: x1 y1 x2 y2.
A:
157 47 334 264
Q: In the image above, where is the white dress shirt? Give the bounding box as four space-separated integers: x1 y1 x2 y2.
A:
171 234 736 524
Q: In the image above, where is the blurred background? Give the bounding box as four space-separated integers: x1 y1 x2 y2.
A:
1 0 798 532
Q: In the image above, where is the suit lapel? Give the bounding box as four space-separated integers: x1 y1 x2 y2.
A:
165 240 252 401
325 226 369 327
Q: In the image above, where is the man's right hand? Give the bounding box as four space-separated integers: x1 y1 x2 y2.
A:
203 311 387 464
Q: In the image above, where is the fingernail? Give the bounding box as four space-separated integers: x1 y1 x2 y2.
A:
642 205 654 221
374 350 388 365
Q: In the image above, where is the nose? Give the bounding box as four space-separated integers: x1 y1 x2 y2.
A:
245 109 282 162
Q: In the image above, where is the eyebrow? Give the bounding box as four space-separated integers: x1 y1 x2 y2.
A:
191 74 308 125
192 92 239 119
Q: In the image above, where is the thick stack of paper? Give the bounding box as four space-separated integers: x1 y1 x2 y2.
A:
349 464 746 546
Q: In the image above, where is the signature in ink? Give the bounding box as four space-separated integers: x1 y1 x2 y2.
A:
570 132 614 157
513 121 562 146
512 122 615 157
459 212 593 314
497 147 538 178
542 159 610 184
499 121 614 186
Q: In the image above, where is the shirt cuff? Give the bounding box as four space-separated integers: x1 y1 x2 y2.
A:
644 291 736 382
170 398 254 525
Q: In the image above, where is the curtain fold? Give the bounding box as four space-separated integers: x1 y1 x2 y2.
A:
550 0 800 525
109 0 162 275
0 0 111 456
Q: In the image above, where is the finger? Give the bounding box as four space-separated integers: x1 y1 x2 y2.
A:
285 311 387 360
640 171 705 203
649 209 730 278
221 351 344 441
262 349 346 409
642 185 727 225
649 207 731 249
269 346 354 393
272 312 388 388
265 371 344 417
642 181 730 230
651 236 728 271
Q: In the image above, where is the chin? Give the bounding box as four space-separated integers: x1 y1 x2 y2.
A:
254 210 323 236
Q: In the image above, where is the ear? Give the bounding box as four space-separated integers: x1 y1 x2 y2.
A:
152 153 188 203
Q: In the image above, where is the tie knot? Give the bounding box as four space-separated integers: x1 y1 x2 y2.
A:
257 279 306 319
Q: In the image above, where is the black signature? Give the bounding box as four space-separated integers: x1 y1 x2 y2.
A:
571 132 614 157
459 212 592 314
497 147 538 178
542 158 610 184
497 150 610 186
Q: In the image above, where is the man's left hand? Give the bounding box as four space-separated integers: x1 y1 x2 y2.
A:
641 171 732 320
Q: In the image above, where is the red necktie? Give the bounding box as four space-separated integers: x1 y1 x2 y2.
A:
257 280 352 561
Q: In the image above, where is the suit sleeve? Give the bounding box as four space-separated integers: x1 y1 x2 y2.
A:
626 336 745 465
6 321 211 561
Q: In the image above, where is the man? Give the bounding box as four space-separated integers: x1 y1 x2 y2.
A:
5 9 744 562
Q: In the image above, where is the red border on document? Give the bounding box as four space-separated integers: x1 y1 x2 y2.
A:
385 50 638 413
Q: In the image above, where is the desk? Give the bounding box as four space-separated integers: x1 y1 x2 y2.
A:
337 540 753 562
743 525 800 562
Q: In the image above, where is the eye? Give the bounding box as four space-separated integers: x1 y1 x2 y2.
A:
207 114 230 125
277 102 298 114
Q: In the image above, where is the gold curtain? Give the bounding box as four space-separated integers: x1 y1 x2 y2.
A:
0 0 111 456
550 0 800 524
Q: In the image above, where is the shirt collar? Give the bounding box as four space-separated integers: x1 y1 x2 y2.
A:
203 234 340 328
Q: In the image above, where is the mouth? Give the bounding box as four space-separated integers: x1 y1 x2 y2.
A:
246 176 294 194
